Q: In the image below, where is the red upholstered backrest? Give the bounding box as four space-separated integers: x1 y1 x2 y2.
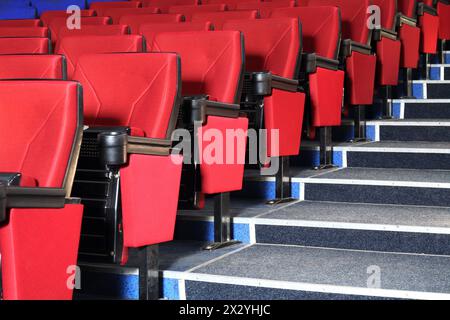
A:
139 21 212 43
0 27 49 38
169 4 228 20
56 35 144 79
142 0 201 12
119 14 184 33
397 0 417 18
371 0 397 30
271 6 341 59
205 0 261 10
73 53 180 139
0 54 65 80
0 20 41 27
40 9 96 26
49 17 111 43
223 18 301 78
0 80 80 188
150 31 244 103
236 1 296 18
301 0 371 45
104 7 161 23
191 10 259 29
90 1 142 16
0 38 50 54
58 25 129 40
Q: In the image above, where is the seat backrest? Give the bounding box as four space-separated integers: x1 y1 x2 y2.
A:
0 27 49 38
119 14 185 33
236 1 296 18
104 7 161 23
58 24 129 40
0 80 81 188
56 35 144 78
142 0 200 12
0 54 66 80
150 31 244 104
204 0 261 10
73 53 181 139
34 0 87 15
300 0 371 45
40 9 96 26
397 0 417 18
0 19 41 27
140 21 212 43
0 37 50 54
223 18 301 79
49 17 111 43
168 4 228 20
271 6 341 59
191 10 259 29
371 0 397 30
0 6 37 20
90 1 141 16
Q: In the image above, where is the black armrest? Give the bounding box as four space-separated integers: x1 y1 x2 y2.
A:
0 184 67 224
184 95 241 124
301 53 340 73
397 13 417 27
244 72 301 96
417 2 438 15
0 173 22 186
373 28 398 41
341 39 373 57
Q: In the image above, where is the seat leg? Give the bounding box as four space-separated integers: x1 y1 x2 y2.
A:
350 105 370 142
439 39 447 64
267 156 296 205
401 68 416 99
204 192 241 250
380 85 393 119
420 53 430 80
315 126 335 170
127 245 159 300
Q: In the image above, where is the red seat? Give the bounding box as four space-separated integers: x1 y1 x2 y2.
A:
40 9 96 26
0 19 41 27
90 1 142 16
72 52 182 257
58 25 129 40
236 0 296 18
49 16 111 44
104 7 161 23
0 80 83 300
168 4 228 20
437 0 450 40
56 35 144 78
142 0 201 13
0 54 66 80
191 10 259 29
204 0 261 10
139 21 212 43
397 0 422 68
0 37 50 54
416 0 440 54
0 26 49 38
119 14 185 33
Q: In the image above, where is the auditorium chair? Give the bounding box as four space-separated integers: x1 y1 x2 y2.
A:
270 6 344 168
235 1 296 18
223 18 306 203
0 37 51 54
58 24 129 39
0 26 49 38
168 4 228 20
40 9 96 26
191 10 259 29
421 0 450 64
71 53 182 300
48 16 111 44
103 7 161 23
205 0 262 10
0 19 41 27
150 31 249 250
33 0 87 15
0 80 84 300
0 54 66 80
0 4 37 20
139 21 213 43
90 1 142 16
119 14 185 33
56 35 144 78
142 0 201 13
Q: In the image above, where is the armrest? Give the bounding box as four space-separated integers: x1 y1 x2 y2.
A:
373 28 398 41
0 173 22 186
244 72 302 96
341 39 373 57
417 2 438 15
183 95 241 124
397 13 417 27
301 53 340 73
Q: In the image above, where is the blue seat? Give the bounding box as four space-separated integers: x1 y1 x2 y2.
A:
33 0 87 14
0 6 37 20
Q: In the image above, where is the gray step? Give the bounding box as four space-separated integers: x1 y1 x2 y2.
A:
392 99 450 120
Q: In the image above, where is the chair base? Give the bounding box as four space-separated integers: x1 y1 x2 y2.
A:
204 240 242 251
266 197 297 205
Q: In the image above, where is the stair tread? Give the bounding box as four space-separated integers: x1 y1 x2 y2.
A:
343 141 450 151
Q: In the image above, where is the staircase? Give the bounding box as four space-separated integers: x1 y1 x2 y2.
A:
75 51 450 300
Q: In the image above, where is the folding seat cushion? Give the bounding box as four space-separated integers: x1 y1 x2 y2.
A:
40 9 96 26
437 0 450 40
0 37 50 54
150 31 248 196
58 24 129 40
103 7 161 23
0 19 41 27
49 17 111 44
397 0 423 67
0 6 37 20
90 1 142 16
71 52 182 253
142 0 201 13
236 1 296 18
139 21 212 43
271 7 344 129
223 18 306 157
56 35 144 78
119 14 185 33
0 54 66 79
371 0 402 86
0 80 83 300
415 0 440 54
0 26 49 38
168 4 228 20
204 0 262 10
191 11 259 29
